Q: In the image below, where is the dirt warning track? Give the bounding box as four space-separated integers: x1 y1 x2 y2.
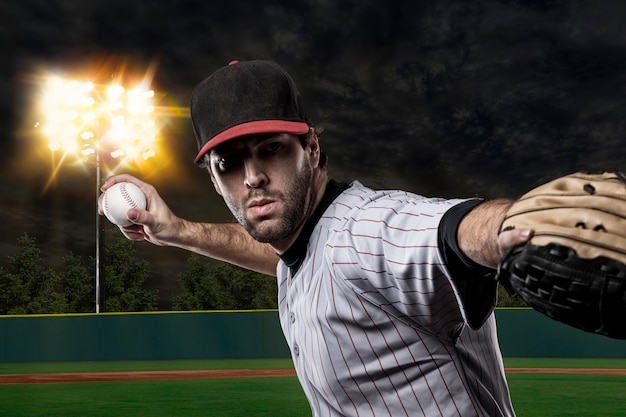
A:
0 368 624 385
505 368 626 375
0 369 297 385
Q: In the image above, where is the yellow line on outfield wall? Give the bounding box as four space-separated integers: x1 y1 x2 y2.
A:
0 309 279 319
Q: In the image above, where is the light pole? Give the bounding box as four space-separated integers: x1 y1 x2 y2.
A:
40 77 158 313
95 150 102 313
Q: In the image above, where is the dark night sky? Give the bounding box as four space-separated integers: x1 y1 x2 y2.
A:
2 0 626 308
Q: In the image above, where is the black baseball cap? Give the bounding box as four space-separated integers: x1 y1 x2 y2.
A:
191 60 310 163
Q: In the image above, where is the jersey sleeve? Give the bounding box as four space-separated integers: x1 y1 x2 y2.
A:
437 200 499 329
324 186 487 341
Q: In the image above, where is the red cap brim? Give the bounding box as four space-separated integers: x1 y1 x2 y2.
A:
194 120 310 163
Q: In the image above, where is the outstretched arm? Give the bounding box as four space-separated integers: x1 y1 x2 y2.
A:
98 174 279 276
457 198 533 269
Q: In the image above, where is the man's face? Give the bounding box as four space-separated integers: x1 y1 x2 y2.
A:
209 133 315 247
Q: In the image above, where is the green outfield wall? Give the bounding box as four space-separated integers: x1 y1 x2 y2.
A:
496 308 626 358
0 310 290 363
0 309 624 363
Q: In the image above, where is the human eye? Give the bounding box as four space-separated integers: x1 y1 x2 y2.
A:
214 155 241 172
264 141 282 154
217 157 231 170
255 133 291 157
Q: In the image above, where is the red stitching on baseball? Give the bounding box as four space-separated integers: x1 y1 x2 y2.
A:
120 183 140 208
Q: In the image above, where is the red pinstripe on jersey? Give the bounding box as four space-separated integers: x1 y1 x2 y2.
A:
278 181 514 417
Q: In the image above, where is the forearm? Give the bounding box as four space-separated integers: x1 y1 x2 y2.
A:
457 198 513 269
166 219 279 276
99 175 280 277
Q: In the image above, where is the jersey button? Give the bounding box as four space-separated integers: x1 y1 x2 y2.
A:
289 312 296 323
293 343 300 356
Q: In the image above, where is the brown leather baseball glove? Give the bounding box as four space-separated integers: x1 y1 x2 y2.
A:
498 172 626 339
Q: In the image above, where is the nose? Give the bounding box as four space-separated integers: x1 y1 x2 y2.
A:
243 157 268 189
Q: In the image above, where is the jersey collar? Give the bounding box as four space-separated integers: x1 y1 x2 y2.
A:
279 179 350 275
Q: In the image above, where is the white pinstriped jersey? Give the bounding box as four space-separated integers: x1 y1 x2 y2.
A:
277 181 514 417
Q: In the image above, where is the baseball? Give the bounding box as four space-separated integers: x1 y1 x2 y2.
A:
102 182 147 226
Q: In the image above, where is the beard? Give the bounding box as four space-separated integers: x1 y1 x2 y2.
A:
223 162 314 244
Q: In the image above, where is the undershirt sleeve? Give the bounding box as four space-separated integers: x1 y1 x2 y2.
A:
437 199 499 330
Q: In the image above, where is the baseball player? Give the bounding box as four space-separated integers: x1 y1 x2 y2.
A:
101 60 532 416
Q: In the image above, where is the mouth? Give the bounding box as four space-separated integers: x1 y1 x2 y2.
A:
247 198 277 218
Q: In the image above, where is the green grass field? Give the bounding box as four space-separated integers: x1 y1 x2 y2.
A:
0 377 310 417
0 358 624 416
507 374 625 417
505 358 626 416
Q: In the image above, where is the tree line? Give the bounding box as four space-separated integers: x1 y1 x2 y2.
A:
0 232 278 314
0 231 525 315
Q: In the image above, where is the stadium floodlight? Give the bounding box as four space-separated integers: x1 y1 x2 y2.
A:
39 76 159 313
